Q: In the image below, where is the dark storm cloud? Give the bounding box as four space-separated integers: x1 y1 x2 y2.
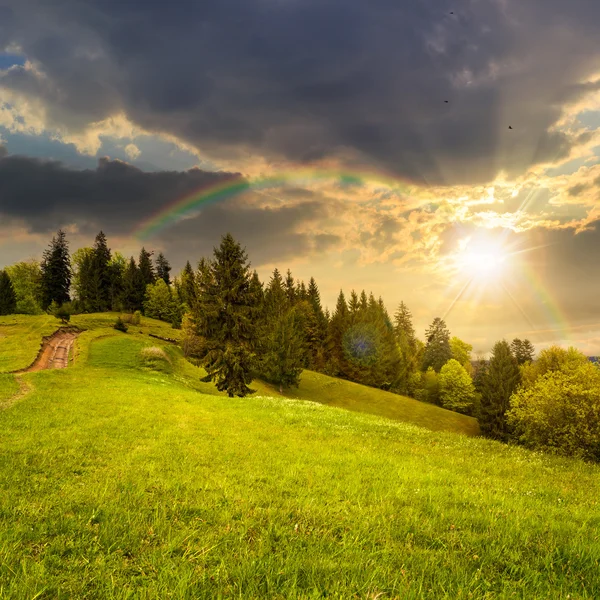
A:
1 0 600 184
0 152 334 267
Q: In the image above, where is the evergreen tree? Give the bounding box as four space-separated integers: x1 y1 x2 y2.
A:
305 277 328 370
479 340 520 441
155 252 172 285
138 248 156 287
422 317 452 372
393 301 418 394
511 338 535 365
179 260 197 309
284 269 296 305
195 233 258 397
348 290 360 319
359 290 369 313
40 229 71 309
89 231 112 311
264 269 286 318
121 257 144 312
261 306 305 392
0 270 17 315
324 290 349 376
394 302 416 350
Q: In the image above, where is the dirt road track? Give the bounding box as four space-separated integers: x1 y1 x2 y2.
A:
17 328 80 373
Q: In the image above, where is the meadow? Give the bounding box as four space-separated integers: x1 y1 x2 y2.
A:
0 317 599 598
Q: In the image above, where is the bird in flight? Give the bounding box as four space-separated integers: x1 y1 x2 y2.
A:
508 126 513 130
444 100 449 103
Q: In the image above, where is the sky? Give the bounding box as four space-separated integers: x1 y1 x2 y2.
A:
1 0 600 354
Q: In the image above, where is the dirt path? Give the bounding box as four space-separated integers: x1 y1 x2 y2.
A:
17 328 80 373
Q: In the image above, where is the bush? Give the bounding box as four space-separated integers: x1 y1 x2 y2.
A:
439 359 476 414
120 311 142 326
50 301 71 324
507 361 600 461
114 317 128 332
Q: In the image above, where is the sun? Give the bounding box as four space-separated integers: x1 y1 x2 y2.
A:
456 240 508 281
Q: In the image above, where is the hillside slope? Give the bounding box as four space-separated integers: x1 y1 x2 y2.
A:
0 332 599 598
259 370 480 436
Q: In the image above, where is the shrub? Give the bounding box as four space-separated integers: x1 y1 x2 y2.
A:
507 361 600 461
140 346 171 364
114 317 128 332
50 301 71 324
439 359 476 414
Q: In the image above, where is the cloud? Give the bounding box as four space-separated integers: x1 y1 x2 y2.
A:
124 143 140 160
0 1 600 183
0 151 344 269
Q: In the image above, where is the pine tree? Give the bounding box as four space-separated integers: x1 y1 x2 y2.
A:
155 252 172 285
325 290 349 376
0 270 17 315
394 302 416 350
393 301 418 394
138 247 156 287
179 260 197 309
348 290 360 320
479 340 520 440
305 277 328 370
40 229 71 309
284 269 296 305
89 231 112 311
511 338 535 365
264 269 286 318
108 253 126 311
422 317 452 372
196 233 258 397
261 306 305 392
121 257 144 312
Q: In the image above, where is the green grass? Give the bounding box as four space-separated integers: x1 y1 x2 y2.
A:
1 332 600 598
0 314 57 372
261 371 480 436
0 313 181 373
0 373 19 403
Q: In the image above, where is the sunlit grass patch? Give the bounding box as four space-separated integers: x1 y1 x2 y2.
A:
0 373 19 402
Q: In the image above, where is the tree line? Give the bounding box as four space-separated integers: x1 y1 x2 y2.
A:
1 229 598 461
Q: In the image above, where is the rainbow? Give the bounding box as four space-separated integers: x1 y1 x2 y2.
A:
132 167 414 241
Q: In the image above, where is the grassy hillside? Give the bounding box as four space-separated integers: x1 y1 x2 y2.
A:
0 331 599 598
261 370 480 436
0 312 478 436
0 313 180 373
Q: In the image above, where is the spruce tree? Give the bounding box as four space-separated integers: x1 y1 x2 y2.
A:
89 231 112 311
511 338 535 365
0 270 17 315
394 302 416 350
305 277 328 370
264 269 286 318
40 229 71 309
261 307 305 392
479 340 520 440
179 260 197 309
121 257 144 312
138 248 156 287
393 301 418 394
325 290 349 376
155 252 172 285
196 233 258 397
422 317 452 372
284 269 296 305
